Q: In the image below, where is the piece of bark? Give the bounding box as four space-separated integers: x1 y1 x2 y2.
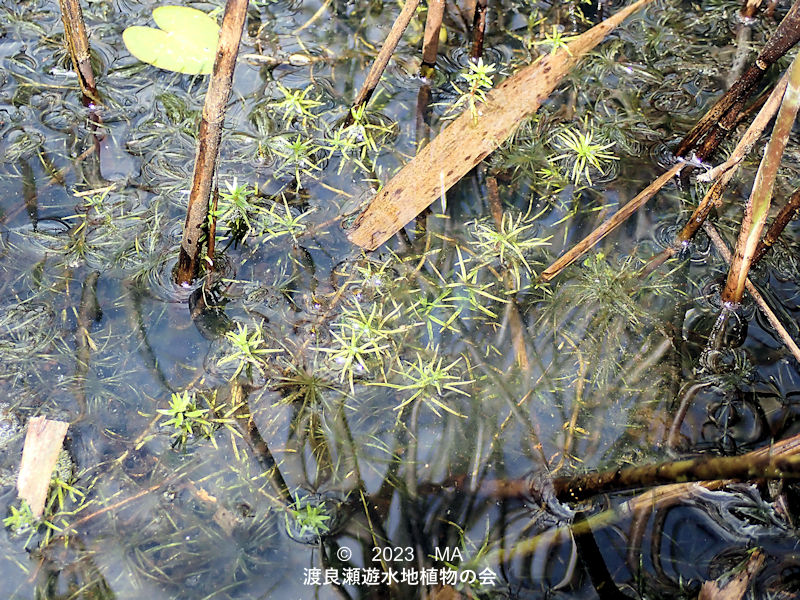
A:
347 0 655 250
698 549 765 600
17 416 70 518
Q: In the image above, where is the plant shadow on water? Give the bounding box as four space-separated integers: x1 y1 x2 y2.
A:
1 0 800 598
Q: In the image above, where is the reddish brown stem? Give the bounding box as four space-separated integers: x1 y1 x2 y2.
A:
58 0 100 107
752 187 800 263
676 0 800 160
421 0 445 72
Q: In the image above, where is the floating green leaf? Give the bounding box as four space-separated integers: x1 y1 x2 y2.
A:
123 6 219 75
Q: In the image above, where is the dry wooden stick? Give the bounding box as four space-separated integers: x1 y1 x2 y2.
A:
175 0 248 285
539 162 684 282
641 73 788 276
699 549 765 600
57 0 99 106
348 0 420 118
421 0 446 71
722 51 800 303
704 221 800 363
676 71 786 243
470 0 489 60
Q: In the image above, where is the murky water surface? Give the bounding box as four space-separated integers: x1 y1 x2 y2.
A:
1 0 800 598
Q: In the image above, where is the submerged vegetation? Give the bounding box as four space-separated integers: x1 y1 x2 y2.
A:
0 0 800 598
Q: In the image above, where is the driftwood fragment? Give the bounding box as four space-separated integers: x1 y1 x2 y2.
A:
698 550 765 600
175 0 248 285
17 416 70 518
347 0 655 250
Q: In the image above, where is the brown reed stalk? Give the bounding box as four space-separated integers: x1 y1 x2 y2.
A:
704 222 800 364
58 0 99 106
347 0 420 122
175 0 248 286
470 0 488 60
722 51 800 304
421 0 446 72
553 444 800 502
539 162 684 282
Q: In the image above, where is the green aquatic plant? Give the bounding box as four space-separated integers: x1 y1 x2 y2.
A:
218 322 280 380
158 390 213 444
260 198 309 242
269 83 323 128
469 210 551 291
4 500 38 537
123 6 219 75
551 121 618 186
265 134 324 188
379 350 472 417
447 58 496 123
213 178 259 241
285 494 331 538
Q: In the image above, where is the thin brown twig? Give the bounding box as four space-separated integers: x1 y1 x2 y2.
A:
421 0 446 71
470 0 488 61
540 162 684 282
752 186 800 263
348 0 421 120
175 0 248 285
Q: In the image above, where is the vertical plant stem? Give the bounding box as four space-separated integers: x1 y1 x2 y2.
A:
752 186 800 263
175 0 248 286
421 0 445 71
470 0 488 60
57 0 99 106
348 0 420 120
722 51 800 304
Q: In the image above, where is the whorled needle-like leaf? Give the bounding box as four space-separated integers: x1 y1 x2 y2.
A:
123 6 219 75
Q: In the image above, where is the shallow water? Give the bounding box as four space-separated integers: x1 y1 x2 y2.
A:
1 0 800 598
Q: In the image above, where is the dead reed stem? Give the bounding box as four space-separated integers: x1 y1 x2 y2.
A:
752 186 800 263
470 0 488 60
58 0 99 106
348 0 420 120
175 0 248 285
421 0 446 70
677 0 800 160
722 51 800 303
540 162 684 282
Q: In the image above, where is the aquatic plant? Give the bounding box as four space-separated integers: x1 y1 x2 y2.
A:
218 322 280 380
551 121 619 186
158 390 213 444
446 58 496 123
